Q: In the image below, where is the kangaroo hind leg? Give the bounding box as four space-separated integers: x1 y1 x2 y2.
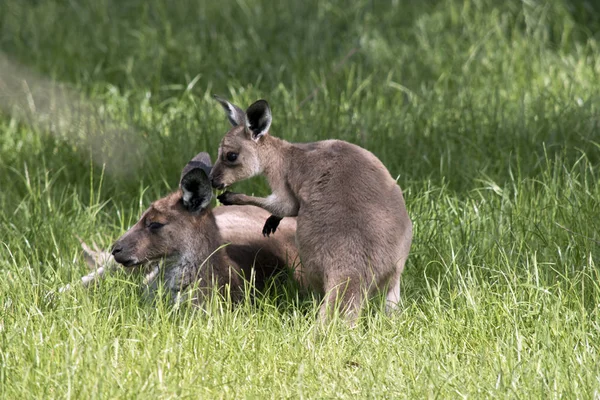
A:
319 276 366 328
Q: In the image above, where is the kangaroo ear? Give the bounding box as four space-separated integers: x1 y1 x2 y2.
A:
245 100 272 141
180 167 213 213
189 151 212 167
180 152 212 183
214 95 245 127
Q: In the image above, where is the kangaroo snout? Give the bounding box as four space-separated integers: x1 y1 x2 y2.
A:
111 244 122 256
209 173 226 190
211 178 225 190
111 240 137 267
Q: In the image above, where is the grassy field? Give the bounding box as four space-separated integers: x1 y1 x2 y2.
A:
1 0 600 397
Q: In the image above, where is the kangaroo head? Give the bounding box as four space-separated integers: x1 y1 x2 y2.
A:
111 153 216 267
209 96 272 189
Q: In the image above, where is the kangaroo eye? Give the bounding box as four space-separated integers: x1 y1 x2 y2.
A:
148 222 165 230
226 152 238 162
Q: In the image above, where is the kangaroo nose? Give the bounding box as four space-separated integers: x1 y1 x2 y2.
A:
210 177 224 190
111 245 122 256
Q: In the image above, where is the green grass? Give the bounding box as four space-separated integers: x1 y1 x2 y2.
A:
1 0 600 397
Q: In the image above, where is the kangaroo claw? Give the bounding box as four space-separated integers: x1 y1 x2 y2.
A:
262 215 283 237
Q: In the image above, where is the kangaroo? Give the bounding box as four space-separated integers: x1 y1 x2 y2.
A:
209 97 412 324
105 152 299 304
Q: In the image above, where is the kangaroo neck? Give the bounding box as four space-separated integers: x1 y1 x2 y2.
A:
182 216 228 273
258 134 289 185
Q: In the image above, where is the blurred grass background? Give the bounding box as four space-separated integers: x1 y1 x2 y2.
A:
1 0 600 397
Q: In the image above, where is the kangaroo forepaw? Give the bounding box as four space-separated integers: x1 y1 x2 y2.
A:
262 215 283 237
217 191 240 206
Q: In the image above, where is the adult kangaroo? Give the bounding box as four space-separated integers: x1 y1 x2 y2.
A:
209 97 412 324
104 152 299 304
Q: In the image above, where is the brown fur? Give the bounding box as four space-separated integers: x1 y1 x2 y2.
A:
210 98 412 324
111 153 299 304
